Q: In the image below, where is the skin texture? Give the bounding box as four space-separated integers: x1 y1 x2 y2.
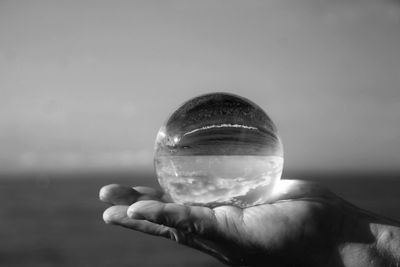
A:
99 180 400 267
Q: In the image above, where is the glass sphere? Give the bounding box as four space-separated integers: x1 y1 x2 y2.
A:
154 93 283 208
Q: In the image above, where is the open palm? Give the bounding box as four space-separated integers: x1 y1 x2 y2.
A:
100 180 348 267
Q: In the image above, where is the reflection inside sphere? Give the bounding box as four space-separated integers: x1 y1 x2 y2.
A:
154 93 283 208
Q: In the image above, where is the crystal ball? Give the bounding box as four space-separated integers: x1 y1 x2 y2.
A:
154 93 283 208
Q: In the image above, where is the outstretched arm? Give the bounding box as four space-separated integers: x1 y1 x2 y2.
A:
100 180 400 267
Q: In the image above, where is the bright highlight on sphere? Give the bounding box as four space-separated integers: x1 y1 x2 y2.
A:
154 93 283 208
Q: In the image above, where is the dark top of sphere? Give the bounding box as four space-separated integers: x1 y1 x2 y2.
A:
158 92 282 156
166 93 276 135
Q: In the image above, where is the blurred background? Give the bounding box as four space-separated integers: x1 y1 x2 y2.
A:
1 0 399 266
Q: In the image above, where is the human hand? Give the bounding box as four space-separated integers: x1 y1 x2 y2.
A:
99 180 400 267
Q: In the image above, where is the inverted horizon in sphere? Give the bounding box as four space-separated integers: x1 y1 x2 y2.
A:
156 155 283 208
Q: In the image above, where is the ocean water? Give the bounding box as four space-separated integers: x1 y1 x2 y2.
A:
1 172 399 267
156 155 283 207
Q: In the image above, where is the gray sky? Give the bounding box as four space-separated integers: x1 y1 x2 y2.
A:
1 0 400 173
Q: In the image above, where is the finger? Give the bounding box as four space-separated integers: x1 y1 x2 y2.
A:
99 184 140 205
103 205 181 239
127 200 217 235
99 184 166 205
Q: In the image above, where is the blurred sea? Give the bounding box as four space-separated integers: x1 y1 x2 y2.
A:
1 171 399 267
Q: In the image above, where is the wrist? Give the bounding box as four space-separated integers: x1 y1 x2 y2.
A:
373 220 400 266
336 203 400 267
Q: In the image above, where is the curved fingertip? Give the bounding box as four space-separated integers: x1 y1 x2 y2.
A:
126 201 148 219
103 205 128 224
127 200 162 219
102 206 116 224
126 209 145 220
99 184 121 202
99 184 140 205
103 209 115 224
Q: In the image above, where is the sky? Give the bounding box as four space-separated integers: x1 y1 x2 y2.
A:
1 0 400 173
